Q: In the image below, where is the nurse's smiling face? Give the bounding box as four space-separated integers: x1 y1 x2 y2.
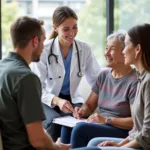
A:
53 17 78 46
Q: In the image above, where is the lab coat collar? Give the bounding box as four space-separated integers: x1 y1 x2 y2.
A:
70 40 82 75
52 36 61 56
72 39 82 54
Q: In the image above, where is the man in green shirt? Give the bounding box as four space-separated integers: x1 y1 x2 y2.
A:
0 16 71 150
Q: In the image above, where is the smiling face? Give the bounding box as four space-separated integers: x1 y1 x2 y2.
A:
53 17 78 46
105 38 125 68
122 34 137 66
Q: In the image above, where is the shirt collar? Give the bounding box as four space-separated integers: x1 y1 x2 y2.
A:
137 69 147 81
8 52 30 69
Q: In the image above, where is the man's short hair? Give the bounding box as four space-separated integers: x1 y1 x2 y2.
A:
10 16 44 49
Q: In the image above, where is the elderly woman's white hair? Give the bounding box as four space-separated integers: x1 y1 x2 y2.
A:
107 30 126 50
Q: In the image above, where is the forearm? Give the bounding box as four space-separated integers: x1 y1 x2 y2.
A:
118 137 129 147
109 117 133 130
121 139 141 148
83 91 98 116
52 96 60 106
35 133 58 150
80 103 93 117
42 90 56 107
27 122 58 150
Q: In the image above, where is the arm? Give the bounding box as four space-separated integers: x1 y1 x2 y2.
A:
134 80 150 148
108 105 133 129
121 139 140 148
26 121 71 150
75 72 100 118
98 136 129 147
26 121 58 149
121 77 150 149
85 91 98 114
74 91 98 118
17 75 70 150
87 110 133 129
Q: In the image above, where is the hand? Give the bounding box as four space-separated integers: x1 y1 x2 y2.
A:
73 107 85 119
57 99 74 113
98 141 119 147
87 113 106 124
55 138 71 150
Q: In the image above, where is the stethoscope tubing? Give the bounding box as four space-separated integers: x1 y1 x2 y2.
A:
48 37 83 77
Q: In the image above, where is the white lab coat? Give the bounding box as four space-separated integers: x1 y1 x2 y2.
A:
32 37 100 107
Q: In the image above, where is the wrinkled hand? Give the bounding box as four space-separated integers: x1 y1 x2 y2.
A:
98 141 119 147
58 99 74 113
73 107 85 119
87 113 106 124
55 138 71 150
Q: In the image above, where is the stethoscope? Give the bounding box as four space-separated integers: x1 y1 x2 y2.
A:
48 37 84 78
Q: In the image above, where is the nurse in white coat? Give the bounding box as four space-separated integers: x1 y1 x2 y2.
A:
32 6 100 141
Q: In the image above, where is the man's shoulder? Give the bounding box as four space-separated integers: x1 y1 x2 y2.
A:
0 60 39 88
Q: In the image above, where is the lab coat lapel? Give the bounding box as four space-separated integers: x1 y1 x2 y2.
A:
53 37 64 69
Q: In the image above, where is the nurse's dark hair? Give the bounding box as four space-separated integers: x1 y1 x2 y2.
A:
10 16 44 49
49 6 78 40
128 23 150 72
107 30 126 50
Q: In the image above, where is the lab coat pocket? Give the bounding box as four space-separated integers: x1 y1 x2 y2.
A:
47 66 61 80
48 72 61 80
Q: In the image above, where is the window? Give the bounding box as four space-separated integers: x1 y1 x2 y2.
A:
2 0 106 66
114 0 150 31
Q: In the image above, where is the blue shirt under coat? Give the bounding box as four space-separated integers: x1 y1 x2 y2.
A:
60 47 73 95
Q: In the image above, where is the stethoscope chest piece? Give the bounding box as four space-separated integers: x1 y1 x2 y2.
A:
78 72 84 77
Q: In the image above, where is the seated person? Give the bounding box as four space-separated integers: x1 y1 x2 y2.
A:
87 23 150 150
61 31 138 148
31 6 100 142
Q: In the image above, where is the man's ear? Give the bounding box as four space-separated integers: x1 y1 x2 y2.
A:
135 44 141 58
32 36 39 47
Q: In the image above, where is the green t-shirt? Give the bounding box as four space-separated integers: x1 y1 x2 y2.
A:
0 52 45 150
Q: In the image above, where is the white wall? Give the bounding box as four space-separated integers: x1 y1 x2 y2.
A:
79 74 102 113
79 76 91 101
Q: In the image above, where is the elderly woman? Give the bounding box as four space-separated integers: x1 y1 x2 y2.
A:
87 24 150 150
60 31 138 148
